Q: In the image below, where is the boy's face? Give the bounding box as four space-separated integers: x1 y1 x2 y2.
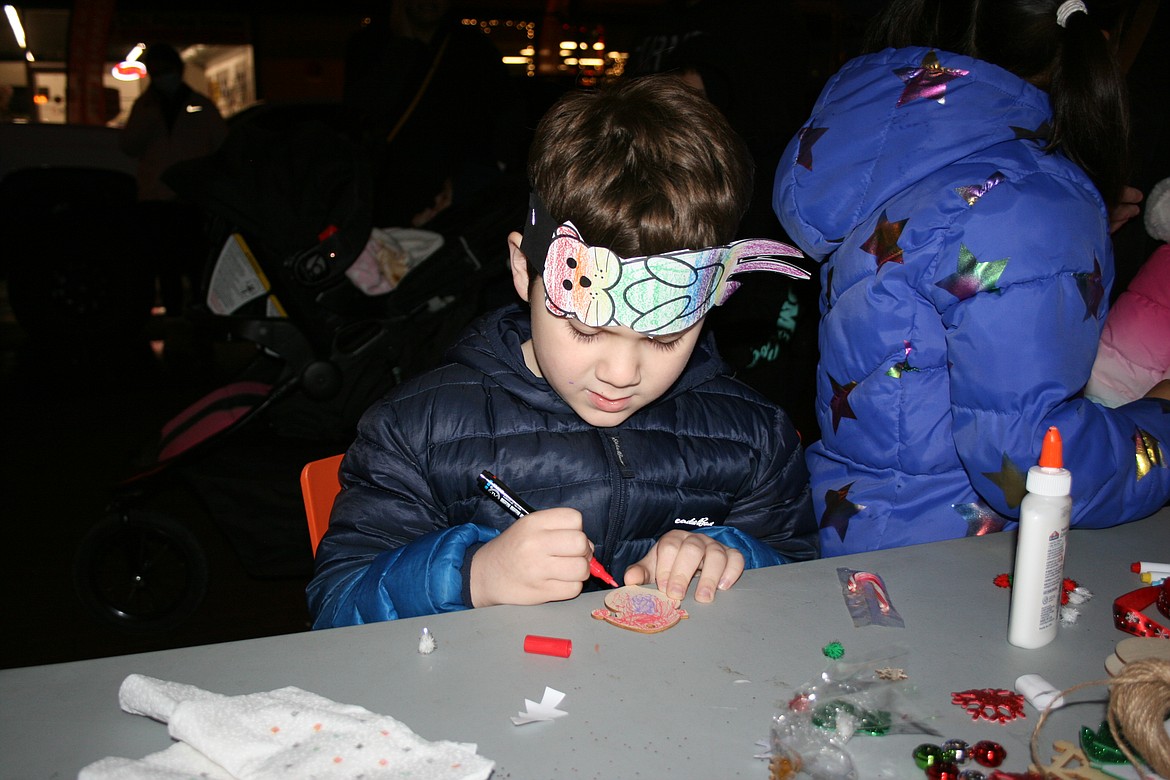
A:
508 232 703 428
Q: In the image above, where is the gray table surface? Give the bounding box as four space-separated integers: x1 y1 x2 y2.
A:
2 511 1166 779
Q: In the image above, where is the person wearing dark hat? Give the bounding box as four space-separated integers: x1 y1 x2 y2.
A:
120 42 227 316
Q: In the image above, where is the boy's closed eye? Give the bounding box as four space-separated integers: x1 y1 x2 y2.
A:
565 320 688 352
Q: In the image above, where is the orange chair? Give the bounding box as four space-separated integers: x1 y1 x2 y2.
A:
300 453 345 556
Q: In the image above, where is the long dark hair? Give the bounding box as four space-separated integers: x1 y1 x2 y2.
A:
864 0 1129 207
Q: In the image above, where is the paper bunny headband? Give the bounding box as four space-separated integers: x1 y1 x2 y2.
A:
519 194 809 335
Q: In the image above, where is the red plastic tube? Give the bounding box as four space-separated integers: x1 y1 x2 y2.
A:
523 634 572 657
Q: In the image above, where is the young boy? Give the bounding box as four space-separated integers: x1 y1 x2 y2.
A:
308 75 818 628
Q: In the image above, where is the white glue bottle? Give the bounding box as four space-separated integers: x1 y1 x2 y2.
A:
1008 426 1072 649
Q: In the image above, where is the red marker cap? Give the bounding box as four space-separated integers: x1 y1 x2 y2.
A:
1132 562 1141 573
523 634 572 658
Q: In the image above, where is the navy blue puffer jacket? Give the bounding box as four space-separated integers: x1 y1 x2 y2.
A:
308 305 817 627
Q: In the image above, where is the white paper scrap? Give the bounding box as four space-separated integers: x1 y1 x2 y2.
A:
510 687 568 726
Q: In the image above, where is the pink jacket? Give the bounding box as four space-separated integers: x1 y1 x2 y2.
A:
1087 244 1170 407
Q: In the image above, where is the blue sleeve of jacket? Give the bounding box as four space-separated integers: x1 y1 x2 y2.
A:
690 525 789 567
309 524 500 628
306 392 504 629
941 176 1170 527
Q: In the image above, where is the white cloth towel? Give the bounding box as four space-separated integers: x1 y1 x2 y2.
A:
78 674 493 780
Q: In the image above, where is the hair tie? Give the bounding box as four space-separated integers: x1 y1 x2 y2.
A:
1056 0 1088 27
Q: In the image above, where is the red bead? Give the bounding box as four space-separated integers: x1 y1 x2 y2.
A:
971 740 1006 767
787 693 813 712
926 761 961 779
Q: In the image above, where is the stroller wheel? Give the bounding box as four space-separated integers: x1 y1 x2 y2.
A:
73 509 209 632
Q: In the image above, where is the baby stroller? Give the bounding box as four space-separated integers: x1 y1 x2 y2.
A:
72 106 523 631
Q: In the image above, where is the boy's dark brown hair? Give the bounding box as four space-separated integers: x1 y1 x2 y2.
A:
525 74 754 278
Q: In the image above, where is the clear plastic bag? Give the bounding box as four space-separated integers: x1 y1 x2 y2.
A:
837 568 905 628
794 645 939 738
767 645 941 777
769 710 858 780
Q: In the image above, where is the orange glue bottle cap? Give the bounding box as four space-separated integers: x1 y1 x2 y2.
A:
1027 426 1071 496
1038 426 1063 469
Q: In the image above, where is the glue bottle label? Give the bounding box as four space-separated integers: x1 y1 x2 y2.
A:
1036 529 1066 630
1008 493 1070 648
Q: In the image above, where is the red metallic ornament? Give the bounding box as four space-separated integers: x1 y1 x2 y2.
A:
971 740 1007 767
926 761 961 779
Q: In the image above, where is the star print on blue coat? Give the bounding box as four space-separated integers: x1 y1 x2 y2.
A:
1075 259 1105 320
955 172 1006 206
774 46 1170 554
796 127 829 171
936 245 1008 300
1135 427 1167 480
953 501 1008 537
894 50 968 106
861 210 908 270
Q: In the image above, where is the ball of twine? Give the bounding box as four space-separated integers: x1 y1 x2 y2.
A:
1030 658 1170 778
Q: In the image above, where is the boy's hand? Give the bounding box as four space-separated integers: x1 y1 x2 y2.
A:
469 508 592 608
623 531 745 604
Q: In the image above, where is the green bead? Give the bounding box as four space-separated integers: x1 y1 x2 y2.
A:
914 743 943 770
822 641 845 659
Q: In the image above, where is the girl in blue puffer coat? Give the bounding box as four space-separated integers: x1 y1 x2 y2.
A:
308 75 819 627
773 0 1170 556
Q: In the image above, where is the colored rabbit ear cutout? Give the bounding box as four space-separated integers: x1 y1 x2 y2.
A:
713 240 811 305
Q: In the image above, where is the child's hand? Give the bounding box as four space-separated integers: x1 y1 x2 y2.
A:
623 531 745 604
469 508 592 608
1109 185 1143 234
